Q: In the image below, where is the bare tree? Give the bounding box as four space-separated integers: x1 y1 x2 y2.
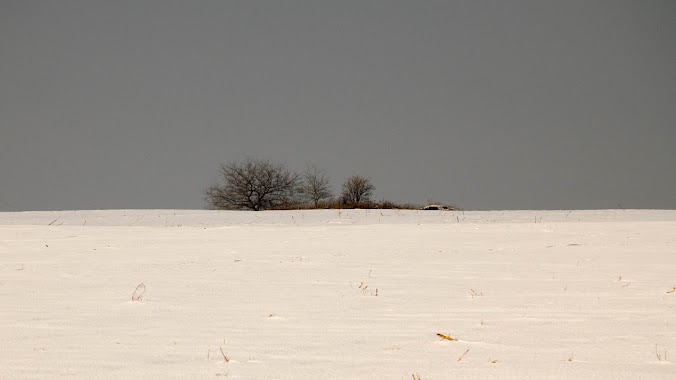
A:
204 158 299 211
340 175 375 204
299 164 333 207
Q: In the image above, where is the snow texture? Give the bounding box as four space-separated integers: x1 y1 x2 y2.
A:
1 209 675 378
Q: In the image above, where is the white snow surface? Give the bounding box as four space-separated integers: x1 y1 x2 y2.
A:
1 209 675 379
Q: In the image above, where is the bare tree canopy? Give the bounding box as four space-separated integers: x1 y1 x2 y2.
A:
300 164 333 207
340 175 375 204
204 158 299 211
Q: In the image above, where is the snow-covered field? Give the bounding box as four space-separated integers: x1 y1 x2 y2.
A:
1 209 674 379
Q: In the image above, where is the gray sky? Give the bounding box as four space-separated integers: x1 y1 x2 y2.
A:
1 0 675 211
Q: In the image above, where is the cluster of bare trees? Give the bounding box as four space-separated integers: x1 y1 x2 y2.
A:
204 158 376 211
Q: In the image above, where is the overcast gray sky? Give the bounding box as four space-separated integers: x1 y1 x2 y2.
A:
1 0 674 211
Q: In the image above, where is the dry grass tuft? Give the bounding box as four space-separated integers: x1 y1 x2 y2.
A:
436 333 457 342
355 281 379 296
656 344 668 362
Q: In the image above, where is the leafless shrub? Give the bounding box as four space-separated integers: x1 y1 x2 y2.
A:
340 175 375 204
299 164 333 207
204 158 299 211
378 200 420 209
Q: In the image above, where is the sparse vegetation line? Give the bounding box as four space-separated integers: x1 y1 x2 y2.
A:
204 157 459 211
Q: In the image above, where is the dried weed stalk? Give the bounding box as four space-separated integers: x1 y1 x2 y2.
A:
457 349 470 362
131 283 145 301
